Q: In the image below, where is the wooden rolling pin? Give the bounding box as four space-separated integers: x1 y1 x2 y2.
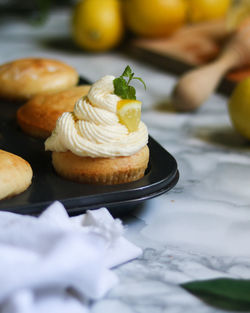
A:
172 24 250 112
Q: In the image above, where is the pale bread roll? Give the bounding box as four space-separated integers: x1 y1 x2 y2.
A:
0 58 79 100
0 150 33 200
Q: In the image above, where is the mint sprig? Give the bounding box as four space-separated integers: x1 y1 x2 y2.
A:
113 65 146 100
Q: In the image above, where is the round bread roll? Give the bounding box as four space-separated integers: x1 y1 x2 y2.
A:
17 85 90 139
0 150 33 200
0 58 79 100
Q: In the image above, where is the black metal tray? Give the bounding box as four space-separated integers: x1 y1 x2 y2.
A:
0 77 179 216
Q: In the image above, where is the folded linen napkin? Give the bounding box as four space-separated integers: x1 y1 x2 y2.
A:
0 201 142 313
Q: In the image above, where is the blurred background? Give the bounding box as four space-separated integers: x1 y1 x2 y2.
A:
0 0 248 66
0 0 76 24
1 0 250 138
0 0 247 54
0 0 246 47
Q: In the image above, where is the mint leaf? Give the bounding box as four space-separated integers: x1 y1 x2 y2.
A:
113 65 146 100
181 278 250 311
127 86 136 100
134 77 146 90
113 77 127 99
113 77 136 100
122 65 132 78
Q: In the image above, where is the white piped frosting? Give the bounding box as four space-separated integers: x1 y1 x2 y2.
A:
45 75 148 158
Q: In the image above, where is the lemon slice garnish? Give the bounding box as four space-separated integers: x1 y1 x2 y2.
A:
117 99 142 132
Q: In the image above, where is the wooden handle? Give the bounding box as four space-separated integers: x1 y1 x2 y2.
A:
172 25 250 112
172 49 240 111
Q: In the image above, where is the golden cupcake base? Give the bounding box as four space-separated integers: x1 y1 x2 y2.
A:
52 145 149 185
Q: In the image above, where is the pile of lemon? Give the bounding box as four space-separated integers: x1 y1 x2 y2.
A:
72 0 231 52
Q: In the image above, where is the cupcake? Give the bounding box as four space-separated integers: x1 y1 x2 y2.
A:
0 150 33 200
0 58 79 101
17 85 90 139
45 66 149 185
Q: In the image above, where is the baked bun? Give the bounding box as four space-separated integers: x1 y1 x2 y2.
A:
51 145 149 185
0 58 79 100
0 150 33 200
17 85 90 139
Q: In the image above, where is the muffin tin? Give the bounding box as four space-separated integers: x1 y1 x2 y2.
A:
0 77 179 216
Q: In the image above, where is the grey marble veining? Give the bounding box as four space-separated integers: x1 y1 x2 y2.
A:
1 9 250 313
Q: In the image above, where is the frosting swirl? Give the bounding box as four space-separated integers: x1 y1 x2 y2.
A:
45 75 148 158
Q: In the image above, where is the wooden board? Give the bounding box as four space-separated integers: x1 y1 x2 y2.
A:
128 20 250 94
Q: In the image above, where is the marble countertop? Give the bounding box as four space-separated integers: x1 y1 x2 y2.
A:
1 10 250 313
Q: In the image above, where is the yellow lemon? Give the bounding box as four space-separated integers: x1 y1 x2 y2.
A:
117 99 142 132
228 77 250 140
72 0 124 52
188 0 231 23
123 0 187 37
226 0 250 30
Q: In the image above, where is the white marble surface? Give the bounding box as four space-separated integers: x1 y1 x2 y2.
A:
1 9 250 313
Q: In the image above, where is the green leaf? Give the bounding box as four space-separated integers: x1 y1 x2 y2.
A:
181 278 250 311
113 65 146 100
127 86 136 100
113 77 128 99
122 65 133 78
133 77 147 90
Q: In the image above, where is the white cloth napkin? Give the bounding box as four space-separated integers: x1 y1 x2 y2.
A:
0 201 142 313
